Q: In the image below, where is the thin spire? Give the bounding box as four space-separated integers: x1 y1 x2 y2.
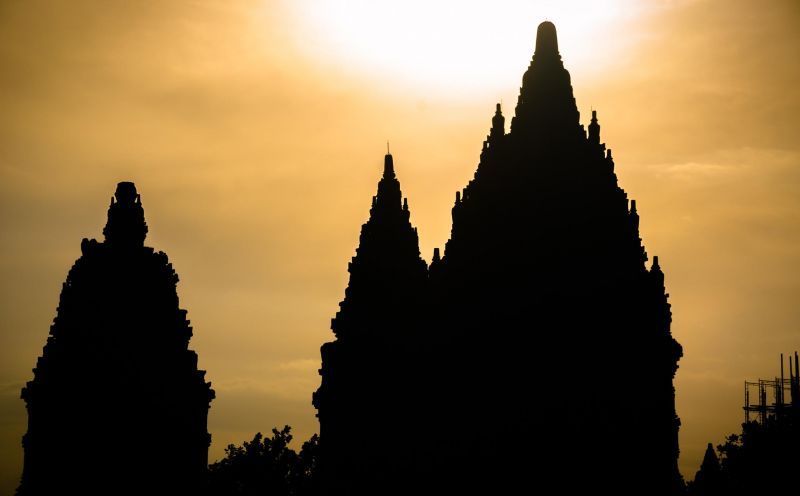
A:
375 149 400 209
588 109 601 145
383 149 395 179
490 102 505 142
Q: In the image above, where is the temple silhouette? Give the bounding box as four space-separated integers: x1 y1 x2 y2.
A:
315 21 683 495
17 182 214 495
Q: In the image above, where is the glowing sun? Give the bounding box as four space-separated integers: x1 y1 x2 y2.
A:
288 0 653 96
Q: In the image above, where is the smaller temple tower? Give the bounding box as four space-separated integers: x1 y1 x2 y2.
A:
18 182 214 495
314 152 428 496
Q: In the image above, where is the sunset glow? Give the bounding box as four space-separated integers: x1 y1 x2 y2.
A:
285 1 657 96
1 0 798 493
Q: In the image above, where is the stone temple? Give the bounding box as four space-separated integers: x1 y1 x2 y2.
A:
315 21 683 495
18 182 214 495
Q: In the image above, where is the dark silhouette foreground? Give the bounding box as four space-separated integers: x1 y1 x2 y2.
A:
18 182 214 495
208 426 320 496
315 21 683 496
16 20 689 496
688 354 800 495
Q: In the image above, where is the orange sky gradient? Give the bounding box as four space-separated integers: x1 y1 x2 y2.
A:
1 0 798 492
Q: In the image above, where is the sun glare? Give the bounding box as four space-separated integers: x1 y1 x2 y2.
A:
288 0 652 97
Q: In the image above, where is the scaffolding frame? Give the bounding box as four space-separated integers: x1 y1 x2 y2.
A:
743 352 800 424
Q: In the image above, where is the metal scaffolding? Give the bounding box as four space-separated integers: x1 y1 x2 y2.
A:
744 351 800 424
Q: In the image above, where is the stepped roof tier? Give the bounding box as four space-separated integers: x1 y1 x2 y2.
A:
316 21 683 496
18 182 214 495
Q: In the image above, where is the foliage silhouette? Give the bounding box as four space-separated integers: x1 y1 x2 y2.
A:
688 415 799 495
208 426 320 496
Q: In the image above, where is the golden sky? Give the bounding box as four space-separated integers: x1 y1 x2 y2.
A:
1 0 798 491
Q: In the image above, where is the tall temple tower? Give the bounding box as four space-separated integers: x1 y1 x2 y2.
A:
317 21 682 496
314 152 428 495
433 20 683 494
18 182 215 495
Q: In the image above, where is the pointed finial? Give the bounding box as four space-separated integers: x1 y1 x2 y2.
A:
631 199 637 214
588 109 601 144
383 150 395 179
103 181 148 247
490 102 506 141
387 141 390 154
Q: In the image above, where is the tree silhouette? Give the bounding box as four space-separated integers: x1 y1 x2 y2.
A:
292 434 321 496
208 426 320 496
688 415 799 495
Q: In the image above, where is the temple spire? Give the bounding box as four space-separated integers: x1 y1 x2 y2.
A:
384 151 395 179
535 21 559 58
102 181 148 248
588 109 601 145
490 103 505 143
510 21 581 139
326 149 427 340
19 182 214 494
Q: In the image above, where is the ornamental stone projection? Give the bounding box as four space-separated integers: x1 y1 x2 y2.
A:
315 22 683 495
18 182 214 495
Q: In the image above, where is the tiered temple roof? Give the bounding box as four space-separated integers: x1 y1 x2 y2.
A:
314 153 428 495
18 182 214 495
318 20 682 496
